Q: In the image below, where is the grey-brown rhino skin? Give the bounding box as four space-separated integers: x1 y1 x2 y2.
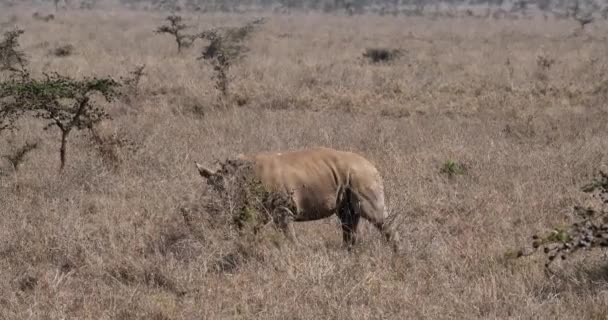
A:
196 147 400 253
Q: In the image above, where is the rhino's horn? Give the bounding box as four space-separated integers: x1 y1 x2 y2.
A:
195 162 214 179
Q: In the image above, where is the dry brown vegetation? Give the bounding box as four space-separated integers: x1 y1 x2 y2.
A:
1 3 608 319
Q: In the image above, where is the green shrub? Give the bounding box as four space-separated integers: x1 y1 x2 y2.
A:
440 160 467 178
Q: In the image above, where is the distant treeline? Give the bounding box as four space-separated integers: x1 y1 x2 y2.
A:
2 0 608 16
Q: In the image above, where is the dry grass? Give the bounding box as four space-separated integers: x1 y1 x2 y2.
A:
1 4 608 319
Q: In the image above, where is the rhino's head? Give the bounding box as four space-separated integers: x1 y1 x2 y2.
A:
195 156 251 193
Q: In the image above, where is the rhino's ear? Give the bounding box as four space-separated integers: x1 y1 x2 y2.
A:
195 162 214 179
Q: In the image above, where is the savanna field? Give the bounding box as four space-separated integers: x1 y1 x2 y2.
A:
1 2 608 319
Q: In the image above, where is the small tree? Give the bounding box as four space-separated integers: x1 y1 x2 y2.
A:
0 29 27 75
197 18 265 97
1 72 121 171
155 15 198 54
1 29 125 172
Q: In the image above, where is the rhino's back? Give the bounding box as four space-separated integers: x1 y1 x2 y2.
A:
244 147 383 219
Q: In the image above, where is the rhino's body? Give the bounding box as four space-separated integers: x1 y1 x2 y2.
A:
197 147 400 252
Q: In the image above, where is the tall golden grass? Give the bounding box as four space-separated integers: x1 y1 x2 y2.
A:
1 5 608 319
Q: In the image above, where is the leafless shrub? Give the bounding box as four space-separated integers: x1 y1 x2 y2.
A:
534 54 555 92
51 44 74 57
569 0 594 31
119 64 146 103
518 171 608 268
18 275 38 291
362 48 402 64
0 28 27 75
2 140 38 172
88 126 137 170
197 18 265 97
536 55 555 70
123 64 145 90
574 15 594 30
32 12 55 22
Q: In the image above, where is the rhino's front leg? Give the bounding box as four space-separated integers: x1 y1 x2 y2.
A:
276 208 300 246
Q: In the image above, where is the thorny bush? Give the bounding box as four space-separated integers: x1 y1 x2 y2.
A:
2 139 38 172
198 18 265 97
518 171 608 267
202 158 296 236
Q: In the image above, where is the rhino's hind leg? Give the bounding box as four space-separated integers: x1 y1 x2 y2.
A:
337 187 361 250
339 209 360 249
